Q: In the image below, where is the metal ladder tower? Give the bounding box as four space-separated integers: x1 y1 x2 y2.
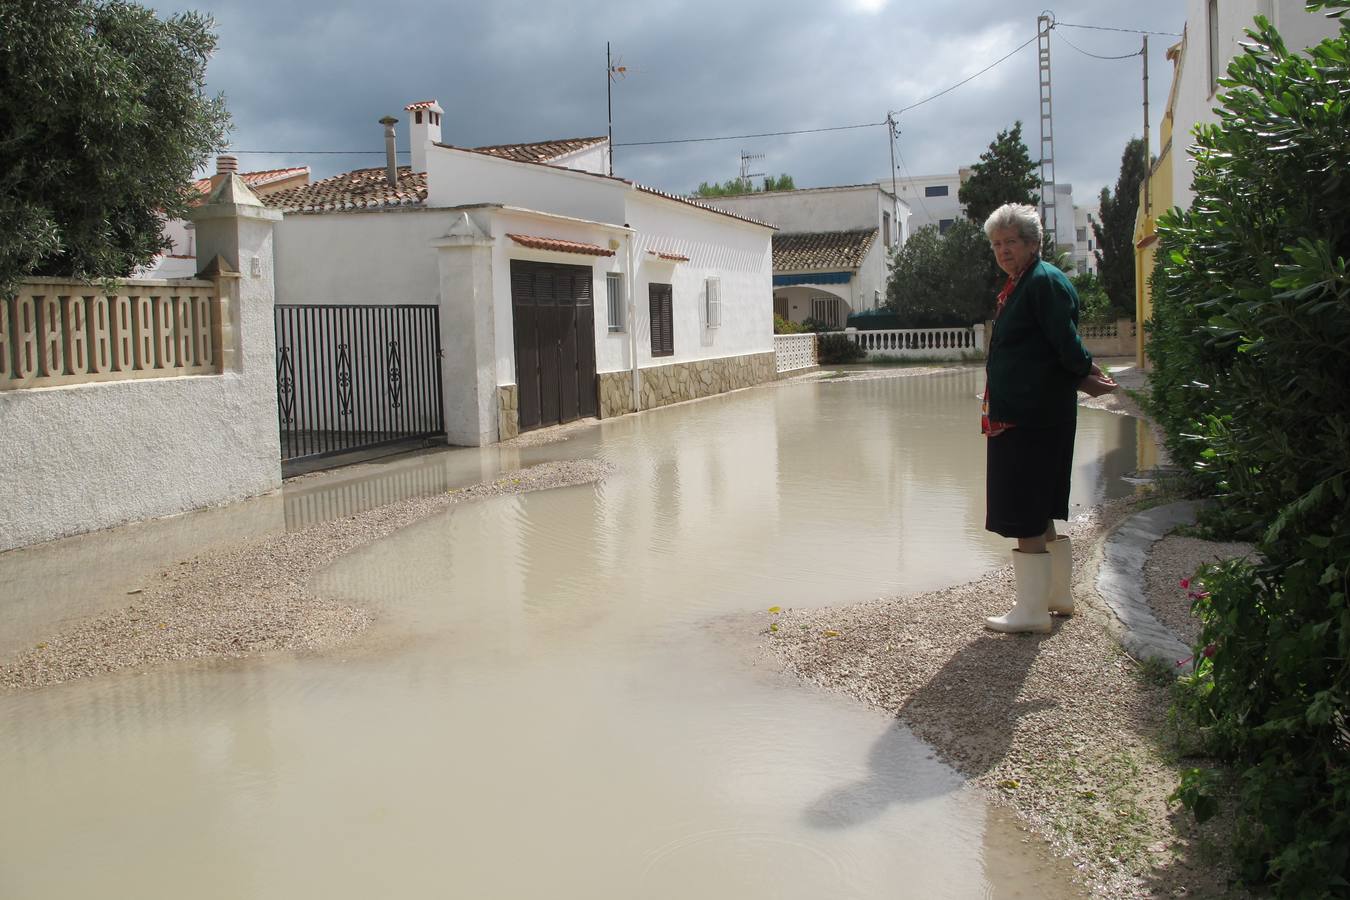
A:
1037 12 1058 243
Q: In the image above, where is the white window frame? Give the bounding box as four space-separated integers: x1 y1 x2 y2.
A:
705 276 722 328
606 272 625 333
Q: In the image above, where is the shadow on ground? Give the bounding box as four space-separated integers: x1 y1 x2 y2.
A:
803 629 1058 829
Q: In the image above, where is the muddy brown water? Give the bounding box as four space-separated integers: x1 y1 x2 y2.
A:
1 370 1143 898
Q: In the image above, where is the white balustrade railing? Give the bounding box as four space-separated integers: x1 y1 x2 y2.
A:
844 326 983 360
773 333 817 373
1 277 224 390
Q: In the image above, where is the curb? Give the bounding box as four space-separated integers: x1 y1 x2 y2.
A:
1096 500 1201 667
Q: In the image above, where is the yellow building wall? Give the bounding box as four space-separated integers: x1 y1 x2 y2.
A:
1134 109 1177 372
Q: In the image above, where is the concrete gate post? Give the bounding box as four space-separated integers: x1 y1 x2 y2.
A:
431 212 499 446
187 173 284 489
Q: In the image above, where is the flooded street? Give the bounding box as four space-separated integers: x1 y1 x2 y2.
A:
1 370 1142 898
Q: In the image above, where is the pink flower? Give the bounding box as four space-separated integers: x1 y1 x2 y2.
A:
1179 578 1191 589
1203 644 1216 658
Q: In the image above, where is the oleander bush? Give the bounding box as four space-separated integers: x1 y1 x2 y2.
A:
1149 4 1350 895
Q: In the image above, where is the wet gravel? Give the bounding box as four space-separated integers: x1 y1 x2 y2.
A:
0 459 611 692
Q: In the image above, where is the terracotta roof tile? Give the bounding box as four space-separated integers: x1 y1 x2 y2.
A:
470 136 607 164
772 229 878 271
647 249 689 262
262 166 427 213
507 233 615 257
190 167 309 204
404 100 440 110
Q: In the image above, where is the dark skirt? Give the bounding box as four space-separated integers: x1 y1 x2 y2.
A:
985 422 1076 538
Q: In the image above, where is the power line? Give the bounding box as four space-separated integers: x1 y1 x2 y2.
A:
612 121 882 148
1056 21 1180 37
1056 29 1143 60
230 149 409 155
893 32 1039 116
615 31 1040 148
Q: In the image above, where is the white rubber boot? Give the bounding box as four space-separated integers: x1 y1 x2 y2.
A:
985 550 1053 634
1047 535 1074 616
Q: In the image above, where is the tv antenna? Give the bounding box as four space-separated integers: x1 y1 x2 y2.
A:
739 150 765 182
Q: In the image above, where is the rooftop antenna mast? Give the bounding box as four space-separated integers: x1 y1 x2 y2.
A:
606 43 628 176
739 150 765 186
1037 11 1058 243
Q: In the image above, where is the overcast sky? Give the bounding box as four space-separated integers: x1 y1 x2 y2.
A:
156 0 1188 210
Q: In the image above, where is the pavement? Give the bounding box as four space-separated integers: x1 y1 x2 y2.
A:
1096 500 1203 666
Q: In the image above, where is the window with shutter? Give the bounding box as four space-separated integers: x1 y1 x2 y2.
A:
606 272 625 332
649 283 673 357
705 277 721 328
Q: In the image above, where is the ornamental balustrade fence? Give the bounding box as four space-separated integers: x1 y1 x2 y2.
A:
843 326 984 361
0 277 226 390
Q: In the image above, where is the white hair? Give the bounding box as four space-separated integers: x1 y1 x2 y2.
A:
983 203 1043 244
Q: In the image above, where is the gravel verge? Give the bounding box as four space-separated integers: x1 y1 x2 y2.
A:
1 459 610 692
1143 536 1256 648
757 365 1240 899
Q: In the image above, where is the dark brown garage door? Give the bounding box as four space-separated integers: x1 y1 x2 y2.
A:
510 260 598 432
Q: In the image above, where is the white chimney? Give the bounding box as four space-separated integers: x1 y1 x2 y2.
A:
379 116 398 187
404 100 443 173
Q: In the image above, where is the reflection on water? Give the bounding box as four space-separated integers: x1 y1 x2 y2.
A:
0 370 1120 899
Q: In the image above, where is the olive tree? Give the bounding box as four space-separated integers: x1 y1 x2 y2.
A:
0 0 230 295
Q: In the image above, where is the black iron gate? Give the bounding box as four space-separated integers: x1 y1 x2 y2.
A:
274 304 444 462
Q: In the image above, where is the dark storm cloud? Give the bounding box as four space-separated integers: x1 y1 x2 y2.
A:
158 0 1185 206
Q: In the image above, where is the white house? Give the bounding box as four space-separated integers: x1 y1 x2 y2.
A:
879 170 967 235
697 183 905 327
264 100 775 448
1073 203 1100 276
1171 0 1339 209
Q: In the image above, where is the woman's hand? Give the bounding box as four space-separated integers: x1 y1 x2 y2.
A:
1078 363 1118 397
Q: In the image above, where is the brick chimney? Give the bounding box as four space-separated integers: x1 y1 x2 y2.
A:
404 100 443 173
216 155 238 175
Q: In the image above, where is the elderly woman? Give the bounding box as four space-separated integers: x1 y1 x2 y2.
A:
982 203 1113 634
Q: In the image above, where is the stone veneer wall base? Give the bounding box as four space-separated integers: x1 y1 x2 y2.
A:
497 384 519 441
597 351 776 419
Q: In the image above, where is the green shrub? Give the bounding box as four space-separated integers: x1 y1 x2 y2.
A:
1071 272 1115 323
1150 5 1350 895
815 333 865 364
773 314 804 335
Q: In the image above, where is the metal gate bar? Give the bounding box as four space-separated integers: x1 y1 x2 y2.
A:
275 304 444 463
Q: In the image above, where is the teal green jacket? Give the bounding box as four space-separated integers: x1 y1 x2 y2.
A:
986 258 1093 427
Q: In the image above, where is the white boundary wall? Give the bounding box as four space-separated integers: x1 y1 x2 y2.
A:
0 186 283 551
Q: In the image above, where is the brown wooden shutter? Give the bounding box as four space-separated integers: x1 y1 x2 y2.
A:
648 283 673 357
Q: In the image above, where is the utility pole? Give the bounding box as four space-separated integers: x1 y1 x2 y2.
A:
887 111 900 247
1142 34 1151 217
606 42 614 175
1037 12 1058 243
